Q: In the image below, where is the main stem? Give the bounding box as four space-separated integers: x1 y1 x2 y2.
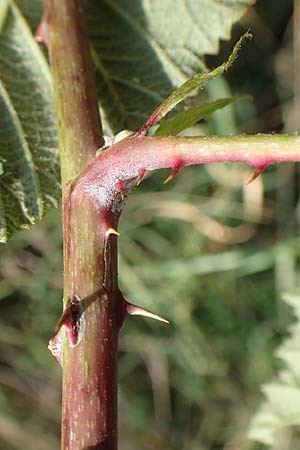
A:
46 1 120 449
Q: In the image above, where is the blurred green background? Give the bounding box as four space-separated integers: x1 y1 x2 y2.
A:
1 1 300 449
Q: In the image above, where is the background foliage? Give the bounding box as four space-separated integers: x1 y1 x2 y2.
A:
0 1 300 450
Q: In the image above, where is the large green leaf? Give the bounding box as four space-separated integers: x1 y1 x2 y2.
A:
0 1 59 243
87 0 255 133
0 0 254 241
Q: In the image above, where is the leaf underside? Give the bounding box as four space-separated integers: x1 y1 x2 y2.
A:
0 0 254 241
86 0 255 134
0 1 59 242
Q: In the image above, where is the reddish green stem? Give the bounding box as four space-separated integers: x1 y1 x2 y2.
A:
54 131 300 449
45 1 121 449
74 134 300 211
46 0 104 183
60 186 121 450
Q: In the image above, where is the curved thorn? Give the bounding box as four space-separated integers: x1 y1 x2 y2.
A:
105 227 120 238
126 301 170 324
35 15 49 47
246 165 267 185
164 161 183 184
136 168 147 186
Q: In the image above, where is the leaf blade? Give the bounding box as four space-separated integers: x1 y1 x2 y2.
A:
154 95 249 136
0 2 59 242
137 33 252 135
87 0 254 134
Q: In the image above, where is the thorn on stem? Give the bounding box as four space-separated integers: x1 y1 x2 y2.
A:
164 160 183 184
136 168 147 186
54 295 84 346
105 227 120 238
126 300 170 324
35 14 49 47
246 165 267 185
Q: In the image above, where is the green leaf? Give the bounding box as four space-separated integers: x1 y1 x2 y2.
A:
0 0 253 241
154 95 249 136
0 2 59 242
0 1 10 31
87 0 255 134
138 33 251 135
14 0 43 32
248 294 300 446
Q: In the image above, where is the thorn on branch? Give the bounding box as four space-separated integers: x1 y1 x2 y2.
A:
136 168 147 186
164 160 183 184
54 295 85 347
122 298 169 324
105 227 120 238
35 13 49 47
246 165 268 185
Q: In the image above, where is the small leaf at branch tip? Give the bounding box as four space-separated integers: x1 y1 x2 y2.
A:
105 227 120 238
155 95 251 137
126 302 170 324
246 166 266 185
136 32 251 136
